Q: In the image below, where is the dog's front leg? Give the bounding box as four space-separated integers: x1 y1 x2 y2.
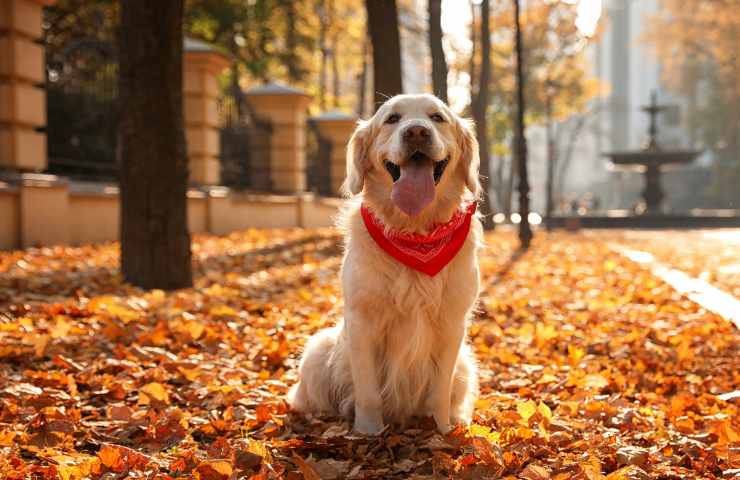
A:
429 327 465 433
346 311 384 435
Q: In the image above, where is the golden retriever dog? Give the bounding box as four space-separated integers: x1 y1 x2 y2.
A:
288 94 481 434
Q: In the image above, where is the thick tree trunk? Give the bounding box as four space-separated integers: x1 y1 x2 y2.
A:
513 0 532 248
365 0 403 109
119 0 192 289
472 0 494 230
428 0 448 103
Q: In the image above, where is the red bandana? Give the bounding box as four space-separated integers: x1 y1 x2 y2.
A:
360 203 477 277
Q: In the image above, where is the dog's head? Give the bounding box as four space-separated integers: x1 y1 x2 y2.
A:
343 94 480 221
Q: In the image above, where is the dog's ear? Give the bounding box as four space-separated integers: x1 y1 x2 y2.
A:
342 120 371 196
458 118 481 197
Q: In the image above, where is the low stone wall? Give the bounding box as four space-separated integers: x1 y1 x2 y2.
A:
0 174 342 250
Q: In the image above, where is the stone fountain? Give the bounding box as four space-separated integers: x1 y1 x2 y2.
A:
604 91 702 214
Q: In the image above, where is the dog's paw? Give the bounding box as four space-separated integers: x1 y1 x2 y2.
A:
435 421 453 434
353 412 385 435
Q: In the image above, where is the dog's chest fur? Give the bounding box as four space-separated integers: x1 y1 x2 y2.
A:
341 208 480 421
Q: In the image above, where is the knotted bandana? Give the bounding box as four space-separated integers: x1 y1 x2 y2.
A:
360 202 477 277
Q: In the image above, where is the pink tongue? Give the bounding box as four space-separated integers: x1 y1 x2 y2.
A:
391 163 435 217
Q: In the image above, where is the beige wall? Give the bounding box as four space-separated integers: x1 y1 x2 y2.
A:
303 198 342 228
188 195 208 234
0 189 19 250
68 195 119 245
0 179 339 250
20 180 70 247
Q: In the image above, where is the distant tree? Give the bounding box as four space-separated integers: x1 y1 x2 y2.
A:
317 0 329 110
365 0 403 109
472 0 495 230
455 1 600 218
428 0 447 103
119 0 192 289
647 0 740 206
513 0 532 248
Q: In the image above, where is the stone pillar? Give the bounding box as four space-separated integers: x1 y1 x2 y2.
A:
184 38 229 185
310 111 357 196
0 0 53 172
245 84 312 193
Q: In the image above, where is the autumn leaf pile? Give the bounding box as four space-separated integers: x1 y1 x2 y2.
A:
1 228 738 479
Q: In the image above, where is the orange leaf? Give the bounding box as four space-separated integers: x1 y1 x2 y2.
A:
292 454 321 480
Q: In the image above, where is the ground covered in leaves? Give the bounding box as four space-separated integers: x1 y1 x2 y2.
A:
1 229 738 479
598 229 740 298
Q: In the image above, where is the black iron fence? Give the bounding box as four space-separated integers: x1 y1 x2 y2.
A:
45 38 119 181
306 120 333 196
218 86 272 191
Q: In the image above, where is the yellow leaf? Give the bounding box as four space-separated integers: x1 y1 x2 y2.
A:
537 402 552 421
248 439 272 463
568 344 585 364
185 321 205 340
138 382 170 405
475 397 493 410
582 453 604 480
52 455 99 480
535 323 558 346
606 466 646 480
0 430 15 446
33 334 51 358
89 296 140 323
51 317 71 338
209 305 237 317
469 423 500 443
517 400 538 422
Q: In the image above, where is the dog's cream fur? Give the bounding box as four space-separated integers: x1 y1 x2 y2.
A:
288 94 481 434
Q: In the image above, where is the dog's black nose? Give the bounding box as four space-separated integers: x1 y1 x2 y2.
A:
403 125 431 141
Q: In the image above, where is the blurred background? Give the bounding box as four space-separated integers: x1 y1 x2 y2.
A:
1 0 739 259
37 0 739 213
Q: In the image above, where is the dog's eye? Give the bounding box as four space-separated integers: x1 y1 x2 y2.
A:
430 113 445 123
385 113 401 125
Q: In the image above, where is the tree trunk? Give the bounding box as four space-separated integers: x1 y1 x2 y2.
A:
556 112 588 202
332 32 340 108
504 133 516 216
545 93 556 229
365 0 403 109
357 32 369 117
472 0 495 230
468 1 477 109
283 0 302 83
318 0 328 110
513 0 532 248
119 0 192 289
428 0 447 103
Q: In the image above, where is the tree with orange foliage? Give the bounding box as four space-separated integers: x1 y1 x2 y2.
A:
647 0 740 205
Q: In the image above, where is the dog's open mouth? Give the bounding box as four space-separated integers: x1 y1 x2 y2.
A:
385 152 449 185
386 152 450 217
